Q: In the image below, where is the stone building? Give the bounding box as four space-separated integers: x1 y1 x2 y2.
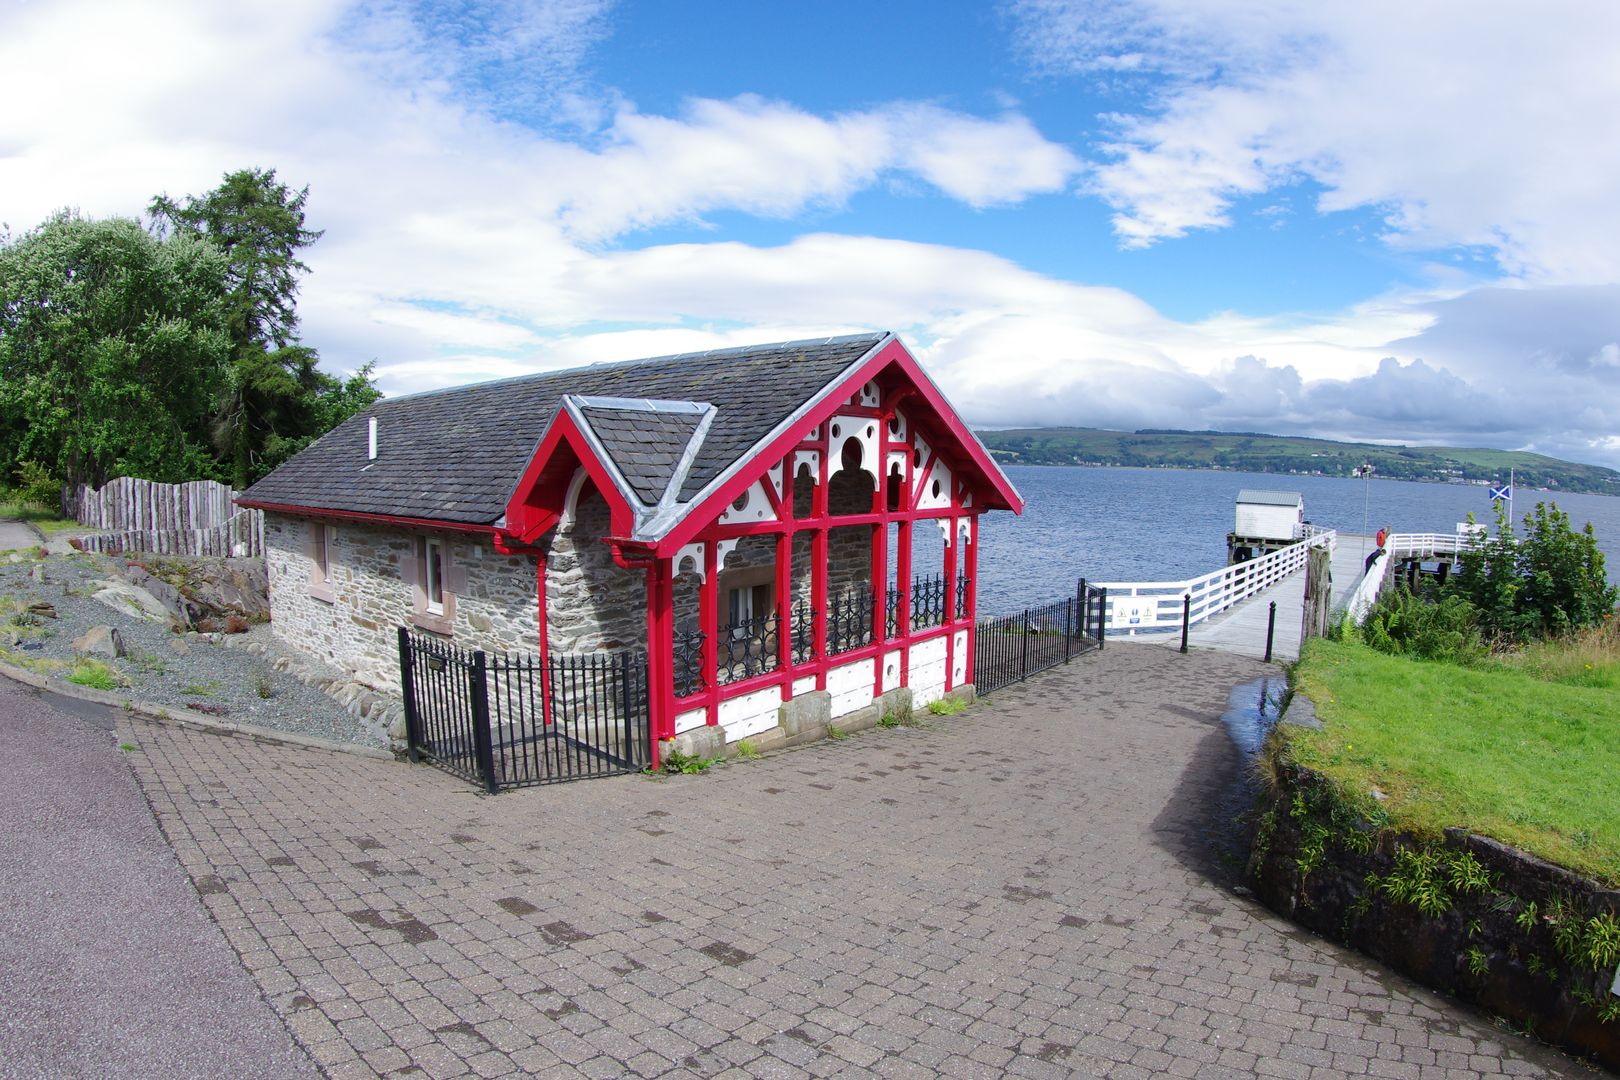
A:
239 333 1022 763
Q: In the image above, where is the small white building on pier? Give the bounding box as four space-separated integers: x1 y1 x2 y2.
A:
1228 489 1305 564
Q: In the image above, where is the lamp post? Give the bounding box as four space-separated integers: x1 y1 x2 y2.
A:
1356 462 1374 560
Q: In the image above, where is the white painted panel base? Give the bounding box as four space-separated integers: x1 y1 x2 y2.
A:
791 675 817 696
827 657 874 717
719 686 782 741
880 650 902 695
675 707 707 734
951 629 968 687
909 636 949 708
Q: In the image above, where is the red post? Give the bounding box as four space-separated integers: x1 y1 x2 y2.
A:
702 540 719 725
536 553 553 727
963 516 979 686
942 517 957 690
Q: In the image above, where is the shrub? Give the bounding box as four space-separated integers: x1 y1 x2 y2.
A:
1448 502 1618 642
1360 585 1486 665
67 660 122 690
12 460 60 509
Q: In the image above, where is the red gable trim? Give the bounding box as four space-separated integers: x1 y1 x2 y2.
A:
504 407 636 544
653 337 1023 556
235 499 499 536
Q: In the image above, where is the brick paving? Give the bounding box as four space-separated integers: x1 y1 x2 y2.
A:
117 644 1595 1079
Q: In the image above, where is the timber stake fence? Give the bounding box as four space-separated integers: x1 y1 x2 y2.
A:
64 477 265 559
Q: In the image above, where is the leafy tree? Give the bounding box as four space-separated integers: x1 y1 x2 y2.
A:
1448 502 1618 641
149 168 362 486
0 212 229 487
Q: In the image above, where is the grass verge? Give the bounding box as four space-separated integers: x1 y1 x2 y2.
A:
1291 636 1620 883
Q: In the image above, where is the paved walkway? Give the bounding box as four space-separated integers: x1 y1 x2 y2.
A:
0 679 317 1080
97 645 1590 1079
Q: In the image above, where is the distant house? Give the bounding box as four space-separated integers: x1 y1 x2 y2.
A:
239 333 1023 757
1228 489 1306 563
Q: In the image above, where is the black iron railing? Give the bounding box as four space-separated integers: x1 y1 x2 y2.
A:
972 581 1107 697
826 587 874 656
399 628 650 791
718 611 779 684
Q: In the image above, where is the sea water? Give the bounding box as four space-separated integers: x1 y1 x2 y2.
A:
969 465 1620 615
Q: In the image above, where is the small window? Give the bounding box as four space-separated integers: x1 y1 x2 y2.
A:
423 538 445 615
316 524 335 584
727 582 771 631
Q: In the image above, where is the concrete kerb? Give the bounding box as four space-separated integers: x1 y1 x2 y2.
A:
0 658 394 760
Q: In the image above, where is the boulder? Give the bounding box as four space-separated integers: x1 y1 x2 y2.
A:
90 582 172 622
72 625 126 659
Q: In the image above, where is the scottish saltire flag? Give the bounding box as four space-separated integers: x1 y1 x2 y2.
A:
1490 482 1512 503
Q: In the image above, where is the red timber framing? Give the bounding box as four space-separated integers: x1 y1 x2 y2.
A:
501 336 1021 748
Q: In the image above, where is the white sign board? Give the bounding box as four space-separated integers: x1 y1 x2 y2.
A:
1112 597 1161 628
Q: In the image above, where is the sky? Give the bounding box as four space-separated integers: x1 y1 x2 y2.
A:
4 0 1620 469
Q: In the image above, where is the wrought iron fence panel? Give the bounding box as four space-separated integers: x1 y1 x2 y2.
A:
956 575 970 621
790 599 817 665
973 593 1096 697
399 628 649 790
826 587 874 655
910 573 947 630
673 626 706 698
718 612 781 685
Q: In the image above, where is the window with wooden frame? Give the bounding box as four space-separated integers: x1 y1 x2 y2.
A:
720 565 775 635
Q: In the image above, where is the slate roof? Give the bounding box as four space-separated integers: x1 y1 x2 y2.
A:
1236 489 1304 506
240 334 888 527
575 401 708 506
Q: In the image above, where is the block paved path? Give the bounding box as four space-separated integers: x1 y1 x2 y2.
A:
106 644 1593 1079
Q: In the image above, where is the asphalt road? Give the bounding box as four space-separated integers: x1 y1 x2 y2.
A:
0 519 41 551
0 677 319 1080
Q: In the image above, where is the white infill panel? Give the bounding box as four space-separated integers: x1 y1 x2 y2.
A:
675 707 708 734
952 629 968 685
881 649 902 694
909 636 949 707
719 686 781 741
826 657 874 717
791 676 817 696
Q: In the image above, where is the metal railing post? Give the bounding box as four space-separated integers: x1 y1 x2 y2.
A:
1180 594 1191 653
1064 597 1073 663
469 650 498 794
1097 587 1107 649
397 627 422 763
1021 608 1031 679
1265 601 1277 663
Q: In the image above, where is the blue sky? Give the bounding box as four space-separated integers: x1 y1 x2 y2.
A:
4 0 1619 468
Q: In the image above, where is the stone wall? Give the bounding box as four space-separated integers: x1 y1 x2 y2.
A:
1250 756 1620 1069
265 514 539 690
545 492 646 652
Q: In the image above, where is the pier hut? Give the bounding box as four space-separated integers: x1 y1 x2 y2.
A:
1227 489 1306 564
240 333 1023 774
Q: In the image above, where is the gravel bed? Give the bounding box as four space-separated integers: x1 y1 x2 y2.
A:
0 549 385 749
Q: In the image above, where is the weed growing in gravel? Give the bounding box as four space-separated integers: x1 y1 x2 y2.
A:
877 710 901 728
67 660 122 691
182 680 220 696
825 724 849 740
118 742 137 753
661 749 721 774
255 675 275 699
129 651 167 675
734 738 758 759
927 697 967 717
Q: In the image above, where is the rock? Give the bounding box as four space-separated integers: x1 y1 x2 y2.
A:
223 615 249 634
72 625 126 658
25 601 56 619
90 582 172 622
168 637 191 656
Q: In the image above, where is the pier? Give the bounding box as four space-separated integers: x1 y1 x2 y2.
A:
1097 529 1470 662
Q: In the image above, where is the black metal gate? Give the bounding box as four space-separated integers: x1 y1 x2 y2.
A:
398 628 651 791
973 580 1107 696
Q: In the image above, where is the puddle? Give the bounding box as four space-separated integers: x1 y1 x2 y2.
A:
1220 676 1287 757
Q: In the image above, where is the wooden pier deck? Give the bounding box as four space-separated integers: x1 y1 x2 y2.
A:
1142 533 1376 662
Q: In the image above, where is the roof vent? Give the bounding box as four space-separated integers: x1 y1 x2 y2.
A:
368 416 378 461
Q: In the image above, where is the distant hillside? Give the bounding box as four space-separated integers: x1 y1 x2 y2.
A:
974 427 1620 496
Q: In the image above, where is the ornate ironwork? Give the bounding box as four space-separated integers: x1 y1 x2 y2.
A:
910 573 947 629
790 599 817 664
826 587 874 655
885 586 901 638
717 611 780 685
956 574 970 620
673 625 706 697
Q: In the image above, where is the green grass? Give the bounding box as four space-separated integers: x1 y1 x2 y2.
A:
1292 637 1620 883
66 659 123 691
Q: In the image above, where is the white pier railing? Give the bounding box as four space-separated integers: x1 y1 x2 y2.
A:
1096 531 1336 637
1341 526 1481 622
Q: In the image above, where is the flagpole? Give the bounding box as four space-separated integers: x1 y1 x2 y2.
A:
1508 467 1514 528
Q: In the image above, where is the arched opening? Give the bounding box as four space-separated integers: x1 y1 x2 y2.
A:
544 487 646 652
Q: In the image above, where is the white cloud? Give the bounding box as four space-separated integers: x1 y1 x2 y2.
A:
3 0 1618 471
1009 1 1620 283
